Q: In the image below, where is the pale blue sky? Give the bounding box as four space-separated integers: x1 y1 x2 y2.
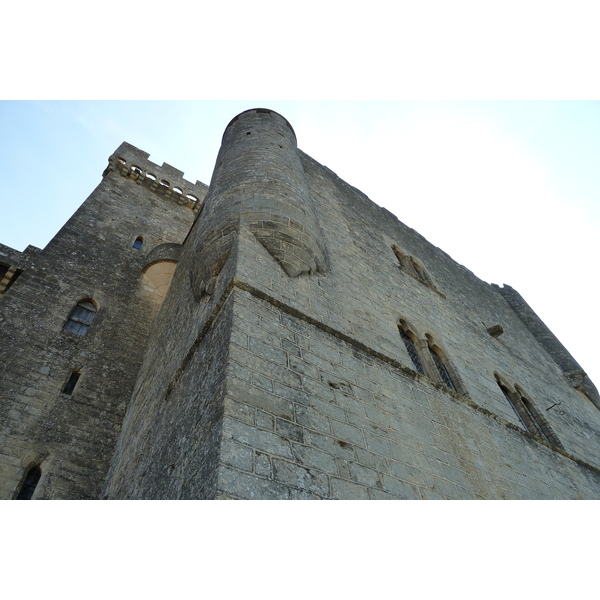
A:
1 101 599 388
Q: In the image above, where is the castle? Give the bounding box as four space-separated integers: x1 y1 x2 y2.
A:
1 108 599 499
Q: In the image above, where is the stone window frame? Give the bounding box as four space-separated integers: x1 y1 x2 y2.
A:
424 333 465 395
62 298 98 337
62 369 82 395
391 245 442 295
494 374 563 449
397 319 466 395
398 319 427 376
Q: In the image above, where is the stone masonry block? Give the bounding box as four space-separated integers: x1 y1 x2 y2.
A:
217 465 290 500
330 477 370 500
349 461 382 489
304 429 356 462
226 376 294 420
275 418 305 444
272 457 330 497
287 354 320 381
223 417 293 460
330 420 366 448
254 452 272 478
220 438 254 473
294 404 332 435
290 442 339 475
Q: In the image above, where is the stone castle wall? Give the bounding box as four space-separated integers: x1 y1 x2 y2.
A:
2 108 599 499
0 146 206 499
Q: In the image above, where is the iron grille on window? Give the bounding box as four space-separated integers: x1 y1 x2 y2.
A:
430 351 456 391
400 330 426 375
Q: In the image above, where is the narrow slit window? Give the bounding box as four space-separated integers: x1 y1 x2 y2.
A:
520 397 549 441
410 258 429 285
497 379 529 431
392 245 407 270
63 300 97 336
518 394 563 448
62 371 81 395
16 465 41 500
430 349 456 391
399 329 426 375
132 236 144 250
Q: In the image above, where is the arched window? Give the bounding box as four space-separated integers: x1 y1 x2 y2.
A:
392 245 436 290
16 465 41 500
392 245 408 270
398 321 426 375
409 257 430 286
515 386 563 449
495 375 563 449
495 375 529 431
428 343 456 392
63 299 97 336
132 236 144 250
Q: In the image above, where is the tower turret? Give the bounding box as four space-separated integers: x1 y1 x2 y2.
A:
191 108 327 298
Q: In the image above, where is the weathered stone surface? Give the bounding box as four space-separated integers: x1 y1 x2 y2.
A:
0 145 207 499
2 108 600 500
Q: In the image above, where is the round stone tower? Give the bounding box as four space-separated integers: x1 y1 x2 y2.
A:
190 108 327 298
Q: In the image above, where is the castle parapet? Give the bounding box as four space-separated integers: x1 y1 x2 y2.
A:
102 142 208 211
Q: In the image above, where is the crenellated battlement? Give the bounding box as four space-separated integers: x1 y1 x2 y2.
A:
102 142 208 211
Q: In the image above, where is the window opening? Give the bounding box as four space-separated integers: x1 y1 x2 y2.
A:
520 396 550 442
63 300 97 336
430 348 456 391
517 392 563 448
392 245 436 291
392 245 407 270
497 378 529 431
495 376 563 448
16 465 41 500
399 329 426 375
62 370 81 395
410 258 428 285
132 236 144 250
